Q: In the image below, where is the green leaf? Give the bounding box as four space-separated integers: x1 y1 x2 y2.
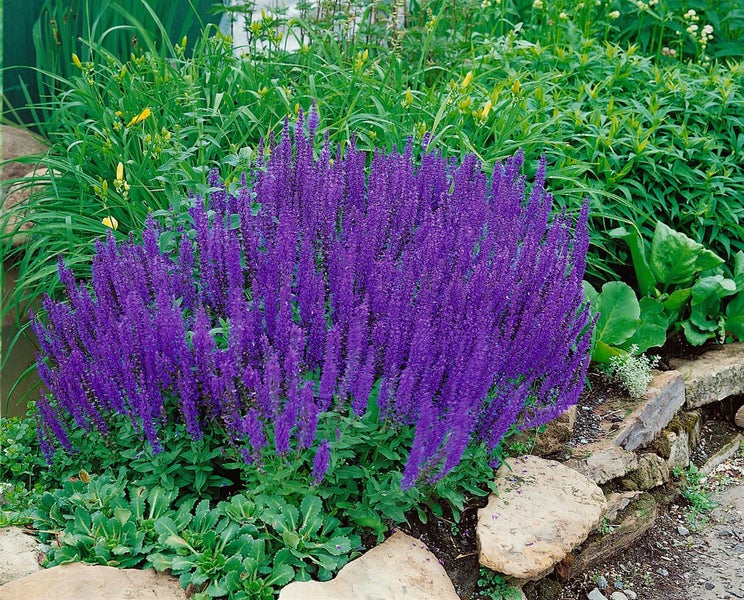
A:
298 496 323 539
725 292 744 340
609 226 657 295
662 288 692 312
650 222 724 287
593 281 640 346
625 296 667 352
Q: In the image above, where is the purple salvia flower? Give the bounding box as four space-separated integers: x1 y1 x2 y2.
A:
311 439 331 485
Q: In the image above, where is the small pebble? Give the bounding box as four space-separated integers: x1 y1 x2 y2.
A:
597 575 608 589
705 582 715 590
625 592 637 600
656 567 669 577
678 525 690 536
614 579 623 590
587 589 608 600
610 592 628 600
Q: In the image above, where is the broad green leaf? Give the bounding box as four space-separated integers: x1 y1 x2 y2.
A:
594 281 640 346
148 553 174 572
726 292 744 340
733 251 744 291
625 296 667 352
113 507 131 525
299 496 323 538
650 222 724 287
681 320 716 346
662 288 692 312
609 226 657 295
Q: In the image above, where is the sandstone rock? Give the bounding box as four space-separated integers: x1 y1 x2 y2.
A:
613 371 685 451
477 455 606 581
670 343 744 408
2 166 48 244
0 125 47 182
0 527 41 585
533 406 576 456
1 125 49 244
0 563 184 600
565 493 657 579
278 530 458 600
627 453 669 490
564 442 638 484
735 404 744 429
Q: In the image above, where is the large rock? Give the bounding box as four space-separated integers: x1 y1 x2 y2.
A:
1 125 48 244
477 455 606 581
564 442 638 484
0 527 41 585
0 563 184 600
653 429 690 471
670 343 744 408
278 530 459 600
0 125 47 182
2 166 48 244
613 371 685 451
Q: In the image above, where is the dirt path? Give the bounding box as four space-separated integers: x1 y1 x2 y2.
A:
687 483 744 599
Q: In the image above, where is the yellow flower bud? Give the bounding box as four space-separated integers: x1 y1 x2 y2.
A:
102 216 119 230
511 80 521 94
72 53 82 69
116 162 124 181
461 71 474 89
126 107 151 127
181 36 188 48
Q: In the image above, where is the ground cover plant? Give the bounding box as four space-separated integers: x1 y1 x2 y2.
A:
3 112 593 596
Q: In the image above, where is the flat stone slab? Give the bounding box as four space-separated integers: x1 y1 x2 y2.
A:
0 563 183 600
477 455 606 581
278 530 459 600
565 441 639 484
670 343 744 408
613 370 685 451
0 527 41 585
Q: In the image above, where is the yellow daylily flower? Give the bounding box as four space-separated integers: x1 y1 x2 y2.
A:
461 71 474 89
116 162 124 181
72 53 82 69
126 107 151 127
102 216 119 230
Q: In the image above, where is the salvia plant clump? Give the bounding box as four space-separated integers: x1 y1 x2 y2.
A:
33 111 593 488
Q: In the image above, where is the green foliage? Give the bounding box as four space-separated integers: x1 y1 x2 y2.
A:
474 567 523 600
610 221 744 346
673 464 718 529
584 281 667 362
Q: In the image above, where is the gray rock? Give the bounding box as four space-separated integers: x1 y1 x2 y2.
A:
656 567 669 576
625 591 637 600
678 525 690 536
671 343 744 408
565 442 639 484
596 575 608 589
610 592 628 600
614 370 685 451
587 589 608 600
478 456 606 581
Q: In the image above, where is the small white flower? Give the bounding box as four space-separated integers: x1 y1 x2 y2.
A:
687 23 699 35
702 24 714 35
609 10 620 19
532 0 543 8
559 11 568 19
